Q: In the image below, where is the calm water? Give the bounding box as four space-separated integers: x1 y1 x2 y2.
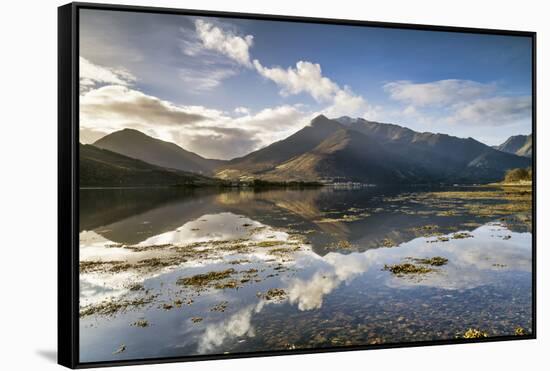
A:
79 186 532 362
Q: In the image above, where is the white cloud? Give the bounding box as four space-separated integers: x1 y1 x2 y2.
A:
448 96 532 126
188 20 378 122
182 105 309 159
80 84 310 159
384 79 531 129
194 19 254 67
198 305 256 353
319 88 373 119
384 79 495 107
254 59 376 119
79 57 135 94
234 106 250 115
253 60 339 102
80 85 207 129
179 67 236 91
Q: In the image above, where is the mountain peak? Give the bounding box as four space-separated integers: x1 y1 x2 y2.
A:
495 134 532 157
335 116 359 126
93 127 224 174
311 114 330 124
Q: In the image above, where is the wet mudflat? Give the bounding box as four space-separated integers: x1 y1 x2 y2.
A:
79 185 532 362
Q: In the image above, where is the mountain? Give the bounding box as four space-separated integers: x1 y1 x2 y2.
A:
334 116 531 181
494 134 532 157
216 115 345 180
80 144 220 187
215 115 531 184
94 129 225 175
255 124 433 183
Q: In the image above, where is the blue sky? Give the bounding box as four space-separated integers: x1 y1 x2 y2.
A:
79 9 532 159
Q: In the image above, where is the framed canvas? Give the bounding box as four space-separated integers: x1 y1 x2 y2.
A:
58 2 536 368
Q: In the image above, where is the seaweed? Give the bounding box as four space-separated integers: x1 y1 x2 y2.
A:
176 269 236 287
515 327 526 336
131 319 149 328
263 288 287 301
210 301 229 312
80 295 156 317
462 328 488 339
383 263 434 275
408 256 449 266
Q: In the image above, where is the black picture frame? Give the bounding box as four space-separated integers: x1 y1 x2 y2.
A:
58 2 537 368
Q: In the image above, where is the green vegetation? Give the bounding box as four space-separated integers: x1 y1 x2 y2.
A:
503 167 532 184
228 179 324 189
80 144 220 188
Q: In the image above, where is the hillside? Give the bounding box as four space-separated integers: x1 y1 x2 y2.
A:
495 134 532 157
80 144 220 187
94 128 225 175
215 115 531 184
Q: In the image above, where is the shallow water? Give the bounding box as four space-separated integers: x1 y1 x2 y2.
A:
79 186 532 362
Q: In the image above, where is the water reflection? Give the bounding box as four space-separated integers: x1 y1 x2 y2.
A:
79 187 532 362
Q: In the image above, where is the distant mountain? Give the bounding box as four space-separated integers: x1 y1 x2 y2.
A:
94 129 225 175
335 116 531 182
215 115 531 184
80 144 220 187
494 134 532 157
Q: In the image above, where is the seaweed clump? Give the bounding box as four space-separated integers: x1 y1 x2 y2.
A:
452 232 474 240
210 301 229 312
383 263 434 275
409 256 449 266
131 319 149 328
462 328 488 339
176 269 236 287
80 295 156 317
383 256 449 276
515 327 527 336
264 288 287 301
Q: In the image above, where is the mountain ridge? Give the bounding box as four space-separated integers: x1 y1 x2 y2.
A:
87 115 531 185
217 115 531 183
94 128 225 175
494 134 532 157
80 143 220 187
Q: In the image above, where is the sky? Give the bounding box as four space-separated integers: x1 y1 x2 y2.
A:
79 9 533 160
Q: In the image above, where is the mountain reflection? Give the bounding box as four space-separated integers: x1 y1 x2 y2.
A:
79 186 532 360
81 186 529 255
